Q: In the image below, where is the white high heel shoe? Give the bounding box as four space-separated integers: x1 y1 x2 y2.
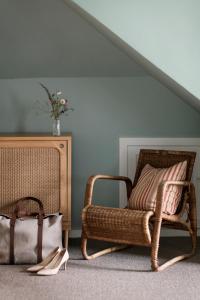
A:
37 248 69 276
27 247 61 273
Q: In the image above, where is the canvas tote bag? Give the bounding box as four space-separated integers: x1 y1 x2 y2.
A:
0 197 63 264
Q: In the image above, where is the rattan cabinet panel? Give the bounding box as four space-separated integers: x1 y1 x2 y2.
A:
0 135 72 246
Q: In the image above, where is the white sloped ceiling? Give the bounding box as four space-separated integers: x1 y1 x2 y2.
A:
67 0 200 111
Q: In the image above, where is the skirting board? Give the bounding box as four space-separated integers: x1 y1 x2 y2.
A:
70 230 82 238
69 229 200 238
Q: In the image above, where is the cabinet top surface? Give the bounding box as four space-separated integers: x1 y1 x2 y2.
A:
0 133 72 141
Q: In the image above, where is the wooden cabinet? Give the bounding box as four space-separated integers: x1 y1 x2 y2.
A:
0 134 72 247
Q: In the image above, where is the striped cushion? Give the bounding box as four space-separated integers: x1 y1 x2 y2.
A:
128 161 187 215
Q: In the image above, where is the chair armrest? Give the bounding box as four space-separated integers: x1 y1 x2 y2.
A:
84 174 133 206
155 180 194 217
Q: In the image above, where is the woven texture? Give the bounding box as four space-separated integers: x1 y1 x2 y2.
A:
82 205 153 246
128 160 187 214
0 147 60 214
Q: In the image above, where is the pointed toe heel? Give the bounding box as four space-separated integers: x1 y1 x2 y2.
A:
27 246 61 273
37 249 69 276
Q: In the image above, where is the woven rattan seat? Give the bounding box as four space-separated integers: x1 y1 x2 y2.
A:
83 205 153 246
81 149 197 271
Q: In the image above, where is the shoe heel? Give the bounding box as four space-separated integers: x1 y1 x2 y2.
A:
27 247 60 273
37 249 68 276
62 261 67 271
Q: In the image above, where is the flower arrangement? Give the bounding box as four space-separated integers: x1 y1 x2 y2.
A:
40 83 73 120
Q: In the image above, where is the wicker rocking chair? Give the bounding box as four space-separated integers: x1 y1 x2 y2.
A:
81 149 197 271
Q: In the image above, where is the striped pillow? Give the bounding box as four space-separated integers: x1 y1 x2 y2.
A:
128 161 187 215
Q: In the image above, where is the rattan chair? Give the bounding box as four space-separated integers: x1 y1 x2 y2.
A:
81 149 197 271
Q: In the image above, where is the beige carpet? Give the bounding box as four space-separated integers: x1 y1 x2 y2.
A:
0 237 200 300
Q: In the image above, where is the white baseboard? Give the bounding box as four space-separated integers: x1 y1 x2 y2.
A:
161 228 200 237
69 228 200 238
69 229 81 238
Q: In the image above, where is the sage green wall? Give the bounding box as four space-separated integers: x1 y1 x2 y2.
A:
1 77 200 229
0 0 145 78
71 0 200 101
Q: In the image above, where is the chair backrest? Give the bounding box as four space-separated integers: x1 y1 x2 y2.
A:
133 149 196 188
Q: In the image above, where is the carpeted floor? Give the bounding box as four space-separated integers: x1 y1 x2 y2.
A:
0 237 200 300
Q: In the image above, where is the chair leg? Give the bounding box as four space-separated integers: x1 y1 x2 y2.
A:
151 217 162 271
81 236 128 260
191 229 197 255
151 222 196 272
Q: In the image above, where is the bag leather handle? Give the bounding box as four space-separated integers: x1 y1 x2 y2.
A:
13 196 45 217
10 197 44 264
